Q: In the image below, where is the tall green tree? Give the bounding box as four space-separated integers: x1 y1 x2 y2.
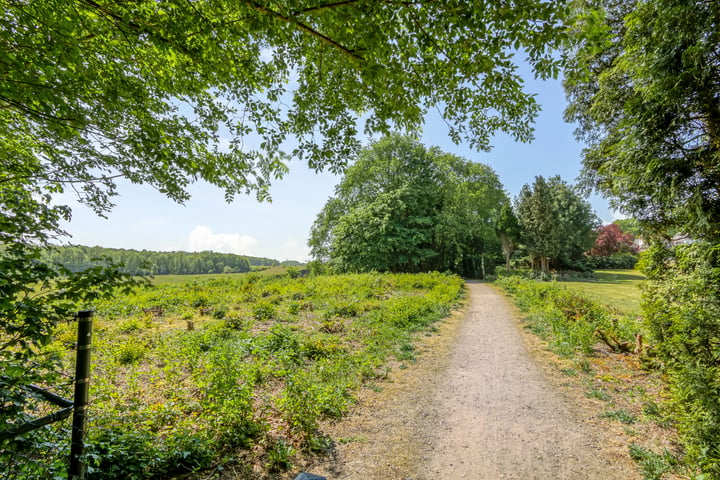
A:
495 203 522 269
565 0 720 240
308 135 507 276
516 176 560 272
516 175 597 272
565 0 720 474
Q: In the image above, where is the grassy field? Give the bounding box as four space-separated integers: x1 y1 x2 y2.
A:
558 269 645 315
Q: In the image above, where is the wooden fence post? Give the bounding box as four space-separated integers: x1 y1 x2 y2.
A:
68 310 93 480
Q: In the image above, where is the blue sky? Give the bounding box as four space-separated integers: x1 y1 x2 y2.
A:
59 71 617 262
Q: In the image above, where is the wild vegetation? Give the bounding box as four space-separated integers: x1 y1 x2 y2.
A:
566 0 720 474
0 1 568 449
3 0 720 478
1 271 464 479
496 273 688 479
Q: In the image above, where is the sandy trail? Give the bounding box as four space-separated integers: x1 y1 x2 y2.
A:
309 282 638 480
421 282 637 479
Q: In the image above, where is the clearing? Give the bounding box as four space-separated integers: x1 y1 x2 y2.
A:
306 282 640 479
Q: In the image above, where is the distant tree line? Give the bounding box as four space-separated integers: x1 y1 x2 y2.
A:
44 245 281 275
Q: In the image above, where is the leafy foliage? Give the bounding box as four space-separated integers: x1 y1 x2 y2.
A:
613 219 642 238
1 175 141 473
2 0 569 210
496 275 638 357
3 271 463 478
585 253 638 270
588 224 637 257
495 204 522 269
565 0 720 475
565 0 720 240
309 134 508 276
515 175 598 272
641 243 720 476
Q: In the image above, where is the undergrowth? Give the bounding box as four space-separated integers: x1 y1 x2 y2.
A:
495 275 641 357
4 272 463 479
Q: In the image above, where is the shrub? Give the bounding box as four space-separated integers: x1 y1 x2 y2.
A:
116 316 147 334
496 275 636 357
265 439 295 472
323 302 359 319
642 242 720 475
287 301 300 315
115 338 148 364
586 254 639 269
253 303 276 321
85 428 155 480
156 433 215 476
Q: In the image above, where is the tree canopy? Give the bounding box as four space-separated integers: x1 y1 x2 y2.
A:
515 175 598 272
564 0 720 473
587 223 636 257
564 0 720 241
309 134 508 276
2 0 569 210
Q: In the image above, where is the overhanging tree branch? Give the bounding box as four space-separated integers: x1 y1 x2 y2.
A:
246 0 365 63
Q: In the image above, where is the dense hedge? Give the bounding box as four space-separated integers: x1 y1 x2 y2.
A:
585 254 639 270
642 242 720 476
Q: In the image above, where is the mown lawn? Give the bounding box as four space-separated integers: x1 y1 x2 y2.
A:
558 269 645 315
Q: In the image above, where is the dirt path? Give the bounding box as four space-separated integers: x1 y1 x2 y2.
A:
306 282 639 479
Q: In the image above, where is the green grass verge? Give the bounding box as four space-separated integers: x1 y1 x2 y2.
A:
558 269 645 315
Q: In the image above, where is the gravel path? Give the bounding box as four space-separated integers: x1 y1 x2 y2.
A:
308 282 638 479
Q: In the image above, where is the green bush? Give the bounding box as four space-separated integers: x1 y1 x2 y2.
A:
253 302 276 321
496 275 636 357
586 254 639 269
114 338 148 364
156 433 215 476
85 428 155 480
642 242 720 476
265 438 295 472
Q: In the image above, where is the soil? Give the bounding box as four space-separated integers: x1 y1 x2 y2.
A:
302 281 642 480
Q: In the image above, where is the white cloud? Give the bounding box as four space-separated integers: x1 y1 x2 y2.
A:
187 226 258 255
